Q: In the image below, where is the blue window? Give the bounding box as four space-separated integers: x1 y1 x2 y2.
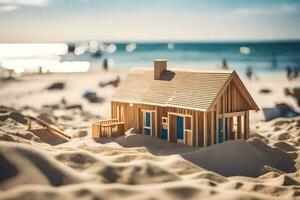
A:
177 116 184 140
146 112 151 127
144 112 151 135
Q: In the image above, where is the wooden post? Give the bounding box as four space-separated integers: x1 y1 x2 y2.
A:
183 117 186 145
203 112 207 147
244 111 249 139
120 106 124 122
142 111 145 135
167 112 170 141
237 116 242 139
196 113 199 147
222 96 225 142
191 115 194 147
116 105 119 121
150 112 152 136
111 102 114 119
234 116 238 140
99 125 102 138
227 118 230 140
228 84 231 113
27 119 32 130
210 111 214 145
216 106 219 144
229 117 233 139
155 110 158 138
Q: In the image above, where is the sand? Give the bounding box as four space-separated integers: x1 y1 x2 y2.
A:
1 70 300 200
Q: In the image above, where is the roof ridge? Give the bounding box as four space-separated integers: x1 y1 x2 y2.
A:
172 68 234 74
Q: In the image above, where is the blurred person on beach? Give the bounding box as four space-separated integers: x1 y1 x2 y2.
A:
286 66 292 81
222 58 228 69
103 58 108 71
246 66 253 80
293 65 299 79
61 97 67 106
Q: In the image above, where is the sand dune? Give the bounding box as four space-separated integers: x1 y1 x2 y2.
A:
99 133 297 177
181 138 297 177
1 125 300 200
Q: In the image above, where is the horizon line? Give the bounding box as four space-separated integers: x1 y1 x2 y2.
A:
1 38 300 44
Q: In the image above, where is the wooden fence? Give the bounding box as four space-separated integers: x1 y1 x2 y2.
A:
92 118 125 139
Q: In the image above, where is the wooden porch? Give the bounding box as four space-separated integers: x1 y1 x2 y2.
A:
92 118 125 139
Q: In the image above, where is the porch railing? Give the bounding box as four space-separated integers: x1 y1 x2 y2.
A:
92 118 125 139
185 130 192 146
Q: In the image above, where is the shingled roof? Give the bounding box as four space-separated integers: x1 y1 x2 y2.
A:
112 68 258 111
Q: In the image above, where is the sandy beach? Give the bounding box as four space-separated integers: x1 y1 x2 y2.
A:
1 70 300 200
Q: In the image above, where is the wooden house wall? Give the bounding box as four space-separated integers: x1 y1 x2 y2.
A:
215 81 252 114
210 80 251 143
111 101 206 147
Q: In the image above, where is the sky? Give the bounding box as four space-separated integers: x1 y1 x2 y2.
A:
0 0 299 42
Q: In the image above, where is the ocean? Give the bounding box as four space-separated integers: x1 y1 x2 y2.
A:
64 41 300 75
1 41 300 76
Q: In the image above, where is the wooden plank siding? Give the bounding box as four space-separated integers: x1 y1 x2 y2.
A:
111 101 206 146
215 80 252 114
212 80 251 142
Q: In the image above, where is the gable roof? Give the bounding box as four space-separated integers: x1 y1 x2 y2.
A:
112 68 259 112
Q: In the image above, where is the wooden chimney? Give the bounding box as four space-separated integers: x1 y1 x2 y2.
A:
154 59 167 80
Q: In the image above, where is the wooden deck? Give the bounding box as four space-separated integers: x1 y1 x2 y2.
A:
92 118 125 139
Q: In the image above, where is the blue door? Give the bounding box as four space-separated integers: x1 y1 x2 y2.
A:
162 128 168 140
218 118 223 143
145 112 151 135
177 116 184 140
146 112 151 127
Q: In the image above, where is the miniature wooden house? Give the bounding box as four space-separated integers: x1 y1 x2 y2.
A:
92 59 259 147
